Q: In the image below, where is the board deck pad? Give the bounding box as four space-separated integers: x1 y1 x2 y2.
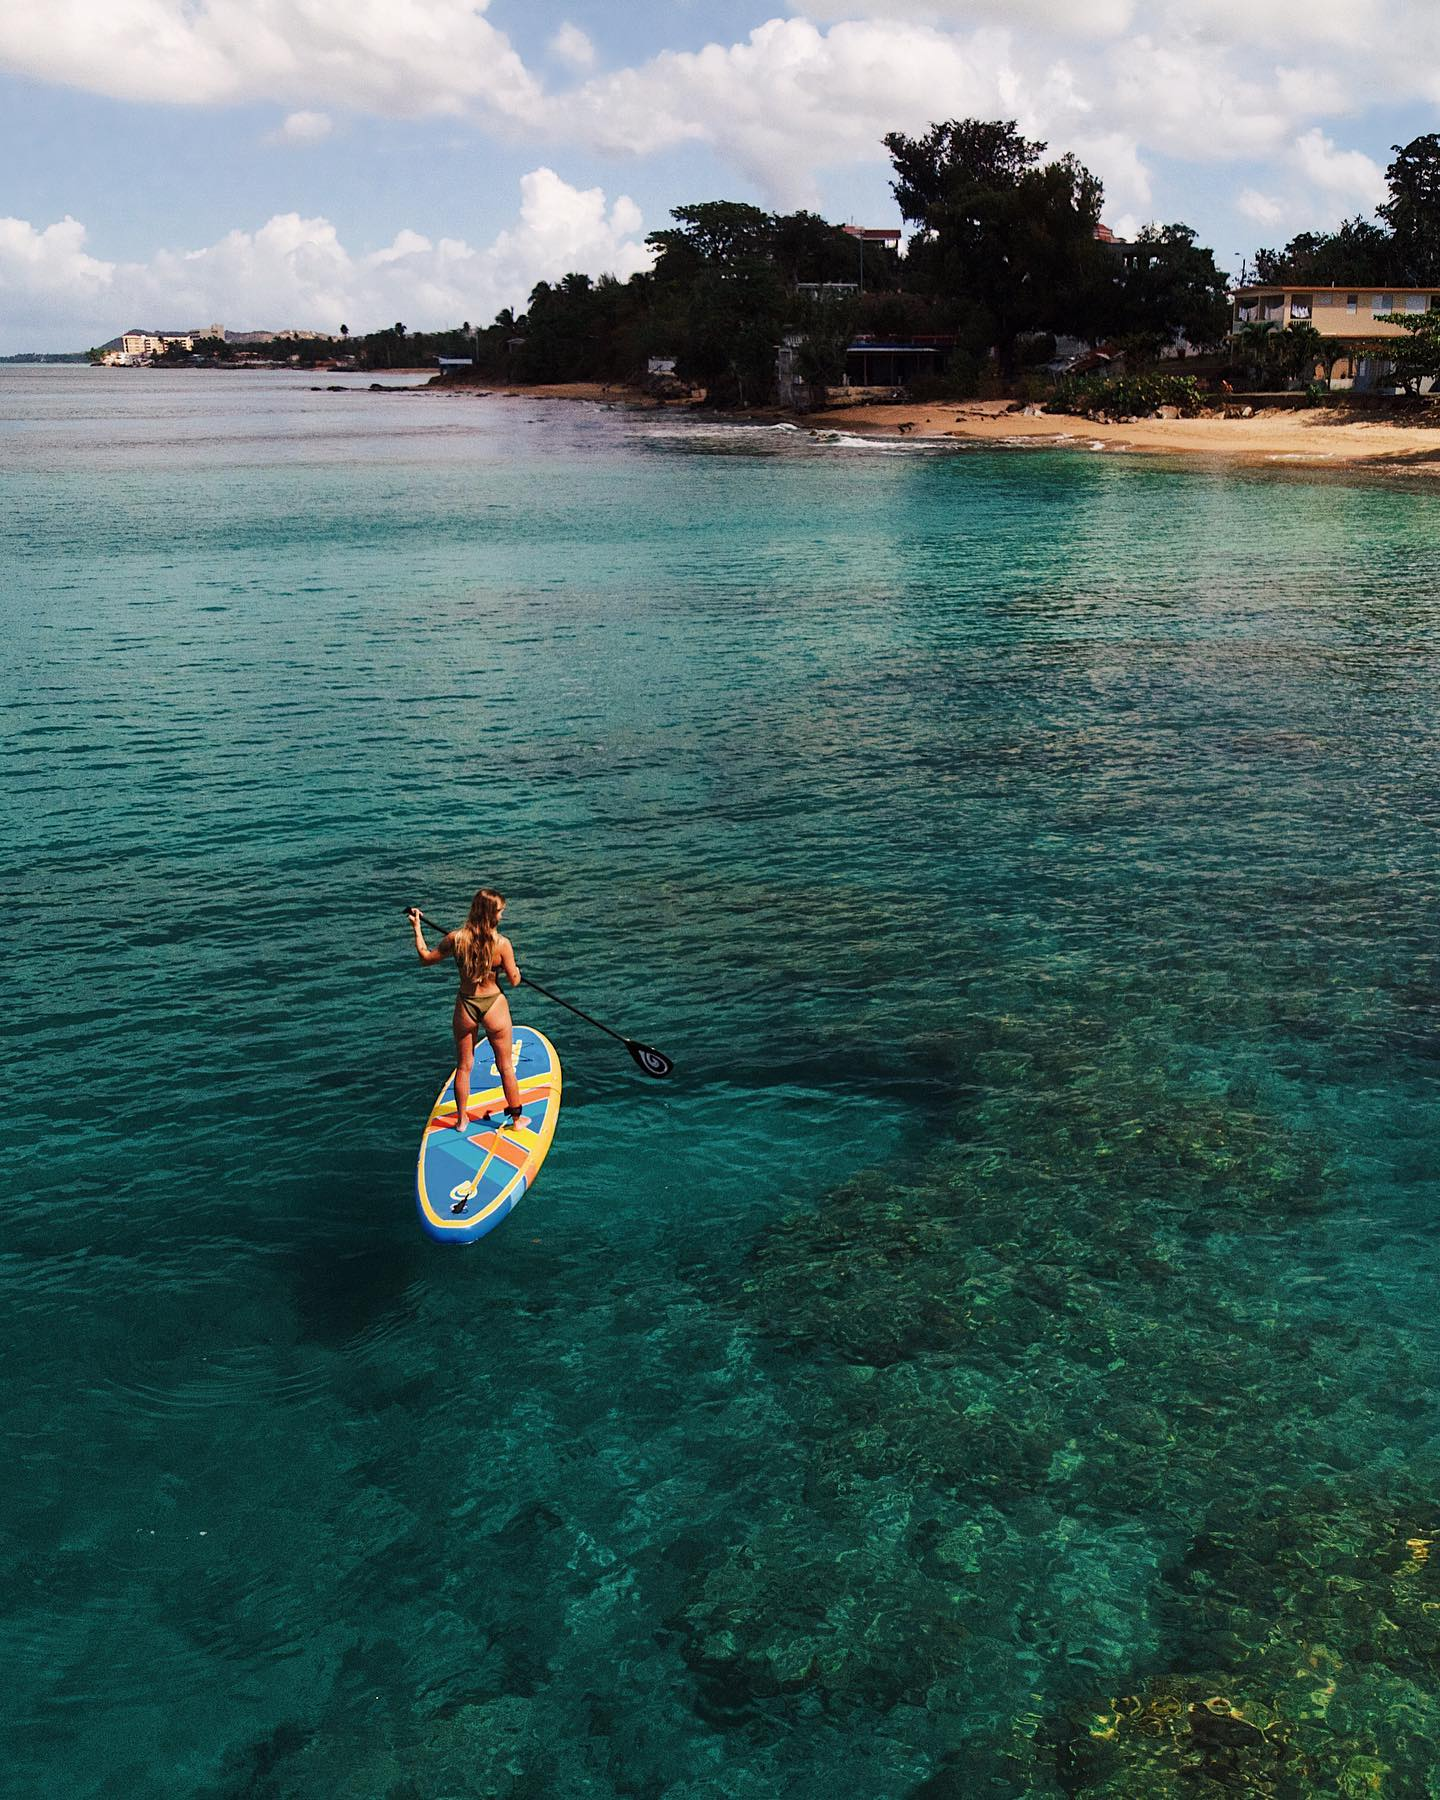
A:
415 1028 562 1243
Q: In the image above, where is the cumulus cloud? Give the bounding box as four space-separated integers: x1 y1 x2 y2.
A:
0 215 113 305
0 170 652 352
0 0 542 121
1291 127 1387 210
1218 132 1388 245
805 0 1138 29
537 14 1384 213
549 19 1038 205
0 0 1436 256
1237 188 1285 227
267 109 333 145
548 22 596 70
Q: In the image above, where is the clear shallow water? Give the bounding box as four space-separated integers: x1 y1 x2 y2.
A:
6 367 1440 1795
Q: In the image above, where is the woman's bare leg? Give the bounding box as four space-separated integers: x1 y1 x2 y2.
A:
485 998 524 1116
452 1003 478 1132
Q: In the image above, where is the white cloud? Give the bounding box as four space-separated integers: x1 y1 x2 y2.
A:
1223 132 1388 245
0 171 653 351
1291 127 1387 210
550 19 1032 205
0 0 542 121
548 22 596 70
0 0 1436 265
1237 188 1284 226
0 215 113 305
801 0 1137 28
267 109 333 145
539 15 1368 213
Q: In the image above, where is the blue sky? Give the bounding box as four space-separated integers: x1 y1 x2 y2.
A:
0 0 1436 352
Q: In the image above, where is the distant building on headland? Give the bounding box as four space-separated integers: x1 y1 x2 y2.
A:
97 324 331 364
1230 284 1440 388
99 324 226 364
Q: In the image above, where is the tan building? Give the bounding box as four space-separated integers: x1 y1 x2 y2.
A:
1231 285 1440 385
101 323 226 363
1233 285 1440 335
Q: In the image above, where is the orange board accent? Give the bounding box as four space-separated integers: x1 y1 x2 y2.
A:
463 1132 530 1172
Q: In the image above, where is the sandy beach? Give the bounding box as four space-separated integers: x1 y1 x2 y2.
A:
440 379 1440 475
814 396 1440 472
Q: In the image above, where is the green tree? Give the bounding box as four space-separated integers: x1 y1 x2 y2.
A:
675 262 789 405
1274 320 1328 387
1253 218 1398 287
1374 308 1440 393
882 117 1112 372
1381 135 1440 284
647 201 774 279
884 118 1041 223
646 201 793 404
1236 319 1279 385
1115 223 1230 348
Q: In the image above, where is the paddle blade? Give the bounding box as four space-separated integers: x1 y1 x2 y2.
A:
626 1039 674 1079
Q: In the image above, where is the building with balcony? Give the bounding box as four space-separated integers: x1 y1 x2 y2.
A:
1231 285 1440 386
99 324 226 363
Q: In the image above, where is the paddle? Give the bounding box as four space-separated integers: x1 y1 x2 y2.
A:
406 909 675 1079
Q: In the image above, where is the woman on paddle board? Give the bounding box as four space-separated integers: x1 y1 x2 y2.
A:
408 890 526 1133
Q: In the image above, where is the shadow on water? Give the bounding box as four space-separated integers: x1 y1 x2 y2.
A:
284 1232 428 1349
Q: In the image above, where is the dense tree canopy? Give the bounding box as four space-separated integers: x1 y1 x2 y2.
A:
1380 134 1440 285
1252 135 1440 287
883 119 1115 368
1118 224 1231 347
147 116 1236 404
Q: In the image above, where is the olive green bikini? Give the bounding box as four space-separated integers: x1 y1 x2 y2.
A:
459 990 503 1027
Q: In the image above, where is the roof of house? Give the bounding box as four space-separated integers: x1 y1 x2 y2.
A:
845 341 936 354
1234 284 1440 295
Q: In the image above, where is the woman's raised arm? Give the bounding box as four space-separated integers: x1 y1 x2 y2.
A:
408 908 452 967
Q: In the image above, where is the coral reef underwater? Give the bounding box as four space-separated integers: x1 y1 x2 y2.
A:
673 973 1440 1795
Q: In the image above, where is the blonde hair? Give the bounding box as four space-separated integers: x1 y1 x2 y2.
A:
452 888 505 985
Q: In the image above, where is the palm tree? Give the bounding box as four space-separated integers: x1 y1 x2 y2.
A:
1236 319 1278 387
1277 320 1327 390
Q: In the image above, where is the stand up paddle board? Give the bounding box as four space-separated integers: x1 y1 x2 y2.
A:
415 1027 562 1244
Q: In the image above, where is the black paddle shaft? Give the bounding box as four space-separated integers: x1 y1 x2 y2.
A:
406 908 674 1079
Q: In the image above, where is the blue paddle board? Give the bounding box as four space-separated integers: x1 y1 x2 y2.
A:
415 1027 562 1243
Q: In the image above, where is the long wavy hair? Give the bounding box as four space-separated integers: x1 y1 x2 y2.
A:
452 887 505 986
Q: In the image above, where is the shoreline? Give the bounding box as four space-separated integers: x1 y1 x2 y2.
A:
432 378 1440 477
813 395 1440 474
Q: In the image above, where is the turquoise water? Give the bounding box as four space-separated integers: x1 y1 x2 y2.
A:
7 367 1440 1795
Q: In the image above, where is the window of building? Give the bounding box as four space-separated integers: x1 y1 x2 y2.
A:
1407 293 1429 312
1290 294 1312 319
1347 294 1359 313
1373 293 1395 315
1236 299 1259 323
1261 294 1285 321
1314 292 1335 307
